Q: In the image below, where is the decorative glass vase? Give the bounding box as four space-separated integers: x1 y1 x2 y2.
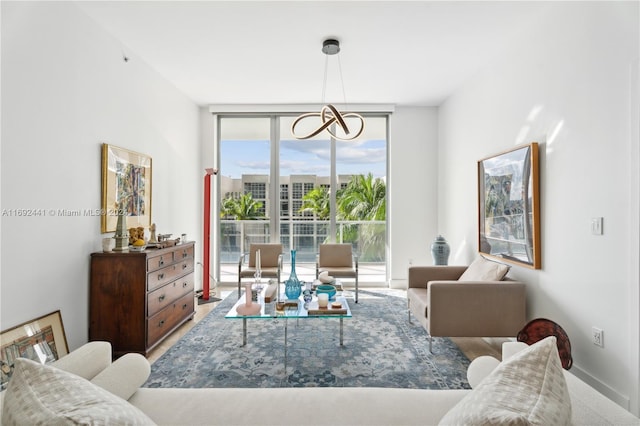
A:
284 249 302 300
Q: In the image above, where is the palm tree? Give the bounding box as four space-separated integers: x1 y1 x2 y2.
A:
220 192 264 220
336 173 386 261
337 173 386 221
299 186 330 219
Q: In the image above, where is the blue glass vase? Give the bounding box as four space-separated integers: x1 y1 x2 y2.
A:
284 249 302 300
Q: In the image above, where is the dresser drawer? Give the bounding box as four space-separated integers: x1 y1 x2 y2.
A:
147 292 194 347
147 252 174 272
147 273 195 317
174 244 194 262
147 263 182 292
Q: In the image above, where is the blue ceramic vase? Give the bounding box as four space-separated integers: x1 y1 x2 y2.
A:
431 235 450 265
285 249 302 299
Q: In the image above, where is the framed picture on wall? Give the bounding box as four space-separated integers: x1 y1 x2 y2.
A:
101 143 152 233
478 142 541 269
0 310 69 390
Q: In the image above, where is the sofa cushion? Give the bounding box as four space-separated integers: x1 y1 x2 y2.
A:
2 358 156 426
458 256 510 281
439 336 571 425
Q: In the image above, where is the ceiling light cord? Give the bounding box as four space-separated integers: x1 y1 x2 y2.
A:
337 53 348 110
322 54 329 104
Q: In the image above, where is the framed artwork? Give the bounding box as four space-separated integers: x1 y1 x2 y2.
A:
1 310 69 389
478 142 541 269
101 143 152 233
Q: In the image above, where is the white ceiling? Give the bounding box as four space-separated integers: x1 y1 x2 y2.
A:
76 1 552 107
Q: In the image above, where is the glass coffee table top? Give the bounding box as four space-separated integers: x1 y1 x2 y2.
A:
225 288 352 350
225 294 352 319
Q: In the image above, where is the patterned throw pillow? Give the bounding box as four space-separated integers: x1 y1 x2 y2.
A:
439 336 572 425
458 256 510 281
2 358 156 426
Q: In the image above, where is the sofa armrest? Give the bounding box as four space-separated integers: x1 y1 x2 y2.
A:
90 353 151 401
51 341 112 380
408 266 467 289
427 281 526 336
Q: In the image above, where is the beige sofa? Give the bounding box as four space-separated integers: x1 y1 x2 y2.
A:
1 341 638 425
407 264 526 351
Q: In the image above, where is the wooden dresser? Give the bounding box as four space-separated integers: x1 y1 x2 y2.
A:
90 242 195 358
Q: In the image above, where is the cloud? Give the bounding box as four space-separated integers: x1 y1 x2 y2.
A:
280 138 386 165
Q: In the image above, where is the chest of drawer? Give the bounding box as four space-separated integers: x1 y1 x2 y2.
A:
147 258 193 292
147 292 194 347
147 273 194 317
147 252 174 272
174 245 194 262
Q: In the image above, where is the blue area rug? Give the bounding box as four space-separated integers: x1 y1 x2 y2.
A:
144 289 471 389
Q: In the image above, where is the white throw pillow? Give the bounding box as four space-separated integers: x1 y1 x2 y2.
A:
439 336 572 426
2 358 156 426
458 256 510 281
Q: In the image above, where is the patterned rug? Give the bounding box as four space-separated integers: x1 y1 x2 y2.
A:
144 289 471 389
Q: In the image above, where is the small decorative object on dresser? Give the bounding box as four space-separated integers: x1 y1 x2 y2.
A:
112 204 129 252
148 223 158 244
89 242 195 357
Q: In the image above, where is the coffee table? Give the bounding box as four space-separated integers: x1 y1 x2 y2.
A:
225 289 352 373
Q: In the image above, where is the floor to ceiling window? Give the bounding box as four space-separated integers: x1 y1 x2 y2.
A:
217 113 388 284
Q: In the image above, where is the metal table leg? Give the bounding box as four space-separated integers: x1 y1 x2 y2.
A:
284 318 288 375
242 318 247 346
340 317 344 346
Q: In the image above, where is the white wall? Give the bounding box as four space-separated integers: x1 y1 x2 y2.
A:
389 107 439 286
438 2 639 411
0 2 201 351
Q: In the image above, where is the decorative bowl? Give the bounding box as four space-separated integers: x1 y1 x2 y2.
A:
129 245 147 252
315 284 337 300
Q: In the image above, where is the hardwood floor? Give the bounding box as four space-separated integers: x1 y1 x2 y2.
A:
146 287 505 364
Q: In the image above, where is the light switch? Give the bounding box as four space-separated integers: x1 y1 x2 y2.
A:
591 217 603 235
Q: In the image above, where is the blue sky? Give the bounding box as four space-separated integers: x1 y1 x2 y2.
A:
221 138 386 179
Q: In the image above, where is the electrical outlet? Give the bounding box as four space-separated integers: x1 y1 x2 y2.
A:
592 327 604 347
591 217 603 235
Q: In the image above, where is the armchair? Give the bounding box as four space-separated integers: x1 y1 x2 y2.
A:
316 243 359 303
238 243 283 298
407 262 526 351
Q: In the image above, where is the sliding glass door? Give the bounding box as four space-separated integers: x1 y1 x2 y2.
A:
217 113 387 284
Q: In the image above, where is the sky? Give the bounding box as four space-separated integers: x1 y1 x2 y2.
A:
221 138 387 179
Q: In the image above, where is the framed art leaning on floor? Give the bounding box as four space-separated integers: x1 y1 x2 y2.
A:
478 142 541 269
0 310 69 389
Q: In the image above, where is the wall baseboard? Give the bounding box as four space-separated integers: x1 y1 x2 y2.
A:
571 364 631 410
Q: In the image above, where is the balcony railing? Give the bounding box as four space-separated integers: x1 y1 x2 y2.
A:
219 219 386 264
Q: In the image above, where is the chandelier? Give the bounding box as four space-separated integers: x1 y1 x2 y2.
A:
291 39 365 141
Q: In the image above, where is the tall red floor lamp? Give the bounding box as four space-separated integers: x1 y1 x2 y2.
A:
202 168 218 301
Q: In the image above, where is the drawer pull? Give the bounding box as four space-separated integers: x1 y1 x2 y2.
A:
158 273 165 280
159 257 165 266
182 281 188 288
158 320 165 327
182 251 188 258
182 303 188 310
158 295 166 302
182 264 188 270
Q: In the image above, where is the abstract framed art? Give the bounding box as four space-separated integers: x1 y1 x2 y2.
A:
478 142 541 269
101 143 152 233
0 310 69 389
